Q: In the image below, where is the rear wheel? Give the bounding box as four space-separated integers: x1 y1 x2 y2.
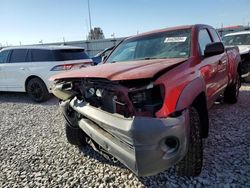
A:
224 73 240 104
176 106 203 177
65 122 86 146
26 78 50 102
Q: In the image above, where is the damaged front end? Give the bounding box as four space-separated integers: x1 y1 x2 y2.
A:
53 78 164 118
53 78 189 176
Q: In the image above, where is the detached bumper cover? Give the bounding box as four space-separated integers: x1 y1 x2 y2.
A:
63 98 189 176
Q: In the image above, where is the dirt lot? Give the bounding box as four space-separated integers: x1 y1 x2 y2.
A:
0 84 249 187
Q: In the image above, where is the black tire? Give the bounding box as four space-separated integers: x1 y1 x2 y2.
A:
224 73 240 104
26 78 50 102
65 122 86 146
176 107 203 177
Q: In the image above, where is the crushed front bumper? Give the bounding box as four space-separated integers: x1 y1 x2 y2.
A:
62 97 189 177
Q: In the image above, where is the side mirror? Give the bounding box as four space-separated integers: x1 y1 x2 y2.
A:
204 42 225 57
101 55 107 62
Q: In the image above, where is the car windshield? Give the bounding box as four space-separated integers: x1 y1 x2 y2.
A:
106 29 191 63
222 34 250 46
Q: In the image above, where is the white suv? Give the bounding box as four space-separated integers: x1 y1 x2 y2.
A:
0 46 93 102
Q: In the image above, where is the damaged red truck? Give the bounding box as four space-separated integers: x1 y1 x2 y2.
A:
51 24 241 177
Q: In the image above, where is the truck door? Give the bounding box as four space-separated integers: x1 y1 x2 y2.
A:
209 28 228 89
198 28 227 106
0 50 10 91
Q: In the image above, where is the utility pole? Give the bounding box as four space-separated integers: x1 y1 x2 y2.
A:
86 18 89 40
87 0 92 32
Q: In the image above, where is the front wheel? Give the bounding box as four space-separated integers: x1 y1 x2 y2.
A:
175 106 203 177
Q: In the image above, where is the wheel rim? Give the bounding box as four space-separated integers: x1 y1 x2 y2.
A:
28 82 43 100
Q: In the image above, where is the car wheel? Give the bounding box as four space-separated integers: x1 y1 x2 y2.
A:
224 73 240 104
26 78 50 102
65 122 86 146
176 106 203 177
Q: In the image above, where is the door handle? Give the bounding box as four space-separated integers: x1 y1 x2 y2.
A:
20 67 25 70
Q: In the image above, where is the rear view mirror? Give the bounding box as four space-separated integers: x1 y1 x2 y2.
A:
204 42 225 57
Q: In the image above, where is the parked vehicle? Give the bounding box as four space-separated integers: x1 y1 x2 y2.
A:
0 46 92 102
223 31 250 82
51 24 241 177
91 46 114 65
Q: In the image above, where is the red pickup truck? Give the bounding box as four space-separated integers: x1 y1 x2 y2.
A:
51 24 241 177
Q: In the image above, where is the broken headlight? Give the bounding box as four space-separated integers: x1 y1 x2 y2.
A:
129 84 164 114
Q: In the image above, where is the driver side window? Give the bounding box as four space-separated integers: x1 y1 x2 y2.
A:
198 29 212 56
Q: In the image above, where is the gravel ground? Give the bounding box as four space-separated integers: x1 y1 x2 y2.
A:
0 84 250 188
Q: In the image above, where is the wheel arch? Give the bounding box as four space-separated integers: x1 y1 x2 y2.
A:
234 52 242 83
237 61 242 76
175 78 209 138
25 75 45 92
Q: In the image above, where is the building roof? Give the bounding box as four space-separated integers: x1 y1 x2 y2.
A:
1 45 84 51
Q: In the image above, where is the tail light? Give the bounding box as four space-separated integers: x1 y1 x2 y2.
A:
51 64 74 71
50 62 92 71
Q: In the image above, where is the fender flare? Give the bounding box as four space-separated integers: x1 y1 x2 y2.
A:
175 77 206 111
175 77 209 138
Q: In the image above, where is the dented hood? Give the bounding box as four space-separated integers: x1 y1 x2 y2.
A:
50 58 188 81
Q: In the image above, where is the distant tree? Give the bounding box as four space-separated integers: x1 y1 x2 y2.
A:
88 27 105 40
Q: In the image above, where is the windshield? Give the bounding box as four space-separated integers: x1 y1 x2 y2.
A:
222 34 250 46
106 29 191 63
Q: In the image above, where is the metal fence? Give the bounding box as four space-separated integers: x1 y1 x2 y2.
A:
42 37 125 57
